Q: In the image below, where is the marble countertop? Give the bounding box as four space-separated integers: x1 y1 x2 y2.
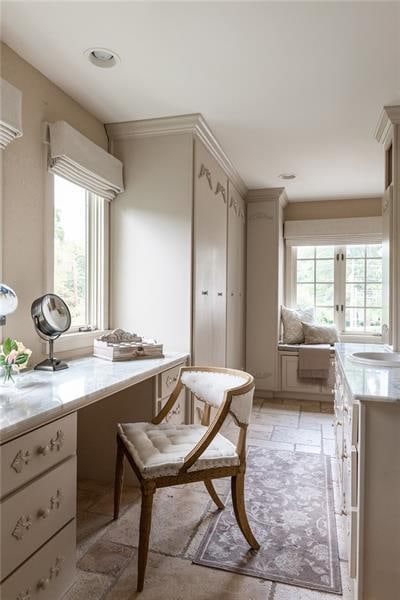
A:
335 343 400 403
0 352 188 443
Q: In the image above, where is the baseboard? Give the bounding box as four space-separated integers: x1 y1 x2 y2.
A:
255 389 333 403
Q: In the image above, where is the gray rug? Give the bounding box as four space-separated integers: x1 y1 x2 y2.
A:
194 447 342 594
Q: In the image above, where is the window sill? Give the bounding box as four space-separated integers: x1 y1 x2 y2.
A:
42 329 107 354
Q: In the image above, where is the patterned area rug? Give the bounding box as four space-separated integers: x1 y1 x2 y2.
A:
194 447 342 594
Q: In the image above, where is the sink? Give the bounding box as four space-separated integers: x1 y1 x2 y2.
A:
350 352 400 367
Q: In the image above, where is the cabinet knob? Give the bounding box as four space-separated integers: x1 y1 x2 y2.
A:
38 445 50 456
38 578 50 590
217 292 223 296
201 290 208 295
38 507 51 519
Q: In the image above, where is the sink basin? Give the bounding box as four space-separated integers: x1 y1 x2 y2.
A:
350 352 400 367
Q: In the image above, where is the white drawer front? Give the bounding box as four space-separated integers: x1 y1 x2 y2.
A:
1 519 76 600
160 390 186 425
1 456 76 580
159 365 181 399
1 413 77 499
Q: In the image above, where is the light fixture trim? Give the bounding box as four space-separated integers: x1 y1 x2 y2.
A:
279 173 296 180
85 47 121 69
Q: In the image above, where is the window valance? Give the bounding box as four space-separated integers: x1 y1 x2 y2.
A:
48 120 124 201
284 216 383 246
0 78 23 150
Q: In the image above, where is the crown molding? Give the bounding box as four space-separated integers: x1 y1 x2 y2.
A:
246 187 287 207
105 113 247 197
375 105 400 143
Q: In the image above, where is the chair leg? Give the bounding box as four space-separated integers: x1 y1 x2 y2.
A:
114 435 125 521
137 482 156 592
231 473 260 550
204 479 225 509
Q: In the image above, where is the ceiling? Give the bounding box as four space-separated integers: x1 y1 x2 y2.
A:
2 1 400 200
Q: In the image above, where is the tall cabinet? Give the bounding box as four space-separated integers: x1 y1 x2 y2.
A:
376 105 400 351
106 115 247 394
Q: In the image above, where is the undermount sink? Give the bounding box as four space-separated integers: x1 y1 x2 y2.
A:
350 352 400 367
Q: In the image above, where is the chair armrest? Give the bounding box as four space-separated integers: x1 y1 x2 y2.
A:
179 394 231 473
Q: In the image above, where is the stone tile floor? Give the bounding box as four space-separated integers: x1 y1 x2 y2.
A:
65 398 353 600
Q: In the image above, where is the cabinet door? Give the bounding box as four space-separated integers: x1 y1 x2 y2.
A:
226 182 246 370
193 139 227 367
281 355 321 393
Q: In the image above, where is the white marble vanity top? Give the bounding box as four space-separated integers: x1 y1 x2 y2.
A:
335 343 400 403
0 352 188 443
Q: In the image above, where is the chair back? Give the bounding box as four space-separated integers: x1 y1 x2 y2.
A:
181 367 255 425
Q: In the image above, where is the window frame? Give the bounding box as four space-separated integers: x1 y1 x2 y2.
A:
285 244 383 343
45 173 109 352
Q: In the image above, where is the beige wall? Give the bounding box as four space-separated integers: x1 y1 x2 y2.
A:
0 43 107 361
284 197 382 221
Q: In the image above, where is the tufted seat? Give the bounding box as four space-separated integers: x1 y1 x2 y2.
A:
118 422 239 479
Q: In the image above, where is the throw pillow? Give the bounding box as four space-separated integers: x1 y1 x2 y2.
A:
302 322 339 345
281 305 314 344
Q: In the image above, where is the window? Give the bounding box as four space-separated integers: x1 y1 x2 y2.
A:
53 175 108 332
290 244 383 337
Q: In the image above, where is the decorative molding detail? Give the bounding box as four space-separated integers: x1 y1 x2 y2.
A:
375 105 400 143
215 181 227 203
50 430 65 452
254 372 272 379
16 591 31 600
198 163 212 189
248 212 274 221
105 113 247 197
247 187 287 206
12 515 32 540
11 449 32 473
382 187 392 214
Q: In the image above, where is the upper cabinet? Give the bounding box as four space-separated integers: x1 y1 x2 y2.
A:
106 115 247 372
375 106 400 350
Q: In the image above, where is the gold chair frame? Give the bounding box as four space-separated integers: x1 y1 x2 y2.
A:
113 365 260 592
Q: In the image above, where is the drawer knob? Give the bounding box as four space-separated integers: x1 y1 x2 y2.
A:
38 507 51 519
38 578 50 590
201 290 208 295
38 445 50 456
166 375 178 387
12 515 32 540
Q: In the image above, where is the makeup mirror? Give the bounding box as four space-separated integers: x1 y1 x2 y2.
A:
31 293 71 371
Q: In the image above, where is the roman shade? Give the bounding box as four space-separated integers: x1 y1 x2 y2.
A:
284 216 383 246
0 78 23 150
48 120 124 200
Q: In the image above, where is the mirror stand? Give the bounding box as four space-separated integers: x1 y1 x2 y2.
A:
34 338 69 371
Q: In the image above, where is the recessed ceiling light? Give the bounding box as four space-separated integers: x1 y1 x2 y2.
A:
85 47 121 68
279 173 296 180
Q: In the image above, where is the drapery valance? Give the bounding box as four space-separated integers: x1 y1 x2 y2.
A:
284 216 383 246
48 120 124 200
0 78 23 150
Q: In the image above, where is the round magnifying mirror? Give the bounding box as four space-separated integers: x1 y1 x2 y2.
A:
31 294 71 371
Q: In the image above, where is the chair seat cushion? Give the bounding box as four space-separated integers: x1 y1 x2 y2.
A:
118 422 239 479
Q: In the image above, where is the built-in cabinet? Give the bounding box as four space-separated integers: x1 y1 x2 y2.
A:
106 115 247 389
335 356 400 599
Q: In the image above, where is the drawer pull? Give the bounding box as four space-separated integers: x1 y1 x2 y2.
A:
50 489 63 510
50 430 64 451
12 515 32 540
342 452 349 460
11 449 32 473
166 404 182 423
201 290 208 295
37 556 63 591
217 292 223 296
38 445 50 456
38 507 51 519
38 578 50 590
166 375 178 387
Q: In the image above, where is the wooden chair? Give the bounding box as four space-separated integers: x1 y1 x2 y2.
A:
113 366 260 592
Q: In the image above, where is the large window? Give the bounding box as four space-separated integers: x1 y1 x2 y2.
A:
53 175 107 332
292 244 382 336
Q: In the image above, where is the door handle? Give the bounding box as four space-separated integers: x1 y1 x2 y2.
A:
201 290 208 295
217 292 223 296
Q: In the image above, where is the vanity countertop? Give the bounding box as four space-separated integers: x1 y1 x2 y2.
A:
0 352 189 443
335 342 400 403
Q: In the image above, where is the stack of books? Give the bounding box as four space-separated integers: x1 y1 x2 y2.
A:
93 330 164 362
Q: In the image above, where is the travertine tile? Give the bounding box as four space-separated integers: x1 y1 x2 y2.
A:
63 569 113 600
252 411 299 428
274 583 343 599
250 439 294 451
104 551 272 600
78 538 133 577
104 486 209 556
295 444 321 454
272 426 321 446
88 484 141 516
76 510 113 560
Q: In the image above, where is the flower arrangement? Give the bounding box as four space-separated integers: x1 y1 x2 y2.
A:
0 338 32 383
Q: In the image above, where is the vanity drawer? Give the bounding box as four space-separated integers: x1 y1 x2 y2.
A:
1 456 76 580
1 519 76 600
1 413 77 499
159 365 181 399
160 389 186 425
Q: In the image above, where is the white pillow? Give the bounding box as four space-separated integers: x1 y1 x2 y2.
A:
302 322 339 345
281 306 314 344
